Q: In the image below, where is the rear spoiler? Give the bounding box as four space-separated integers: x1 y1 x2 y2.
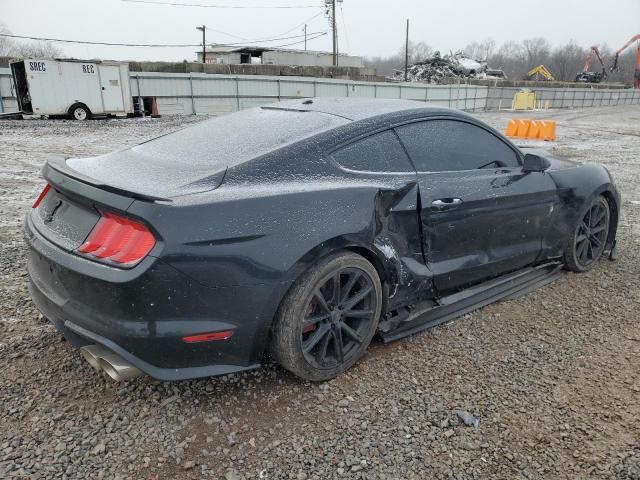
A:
44 157 172 203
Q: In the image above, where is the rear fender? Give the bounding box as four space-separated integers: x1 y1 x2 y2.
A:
277 182 433 317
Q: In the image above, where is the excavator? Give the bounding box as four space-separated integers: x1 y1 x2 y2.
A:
575 46 607 83
610 34 640 88
525 65 555 81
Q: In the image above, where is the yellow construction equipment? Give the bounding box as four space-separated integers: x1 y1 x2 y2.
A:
525 65 555 81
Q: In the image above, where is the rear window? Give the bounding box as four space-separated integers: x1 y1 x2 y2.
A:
133 108 346 170
66 108 347 197
332 130 414 172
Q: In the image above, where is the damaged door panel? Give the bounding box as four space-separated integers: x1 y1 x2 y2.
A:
369 182 434 311
395 118 558 294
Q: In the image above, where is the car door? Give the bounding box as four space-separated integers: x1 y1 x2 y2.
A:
394 118 558 294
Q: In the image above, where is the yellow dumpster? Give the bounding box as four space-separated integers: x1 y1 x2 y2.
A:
512 89 536 111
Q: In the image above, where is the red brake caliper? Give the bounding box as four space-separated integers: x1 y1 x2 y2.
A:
302 301 318 334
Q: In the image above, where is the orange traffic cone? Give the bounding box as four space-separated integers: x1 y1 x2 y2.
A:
527 120 542 139
515 119 531 138
539 121 556 141
505 119 518 137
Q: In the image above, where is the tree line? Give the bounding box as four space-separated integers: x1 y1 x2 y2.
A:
0 25 62 59
365 37 638 85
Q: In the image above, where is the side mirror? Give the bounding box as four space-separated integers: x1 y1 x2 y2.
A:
522 153 551 172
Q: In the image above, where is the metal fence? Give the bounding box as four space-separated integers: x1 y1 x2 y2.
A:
1 67 639 116
129 72 489 115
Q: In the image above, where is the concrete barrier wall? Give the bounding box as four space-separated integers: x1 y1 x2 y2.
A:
1 68 639 116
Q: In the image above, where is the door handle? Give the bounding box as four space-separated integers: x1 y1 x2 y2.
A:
431 198 462 209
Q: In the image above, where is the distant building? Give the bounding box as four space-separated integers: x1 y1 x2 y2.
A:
196 46 364 68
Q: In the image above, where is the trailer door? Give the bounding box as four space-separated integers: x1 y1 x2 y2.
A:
10 61 33 113
98 65 125 113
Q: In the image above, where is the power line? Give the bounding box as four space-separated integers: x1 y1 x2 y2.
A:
0 34 199 48
205 27 249 42
269 10 324 38
270 31 327 49
215 31 327 46
0 32 327 48
209 10 325 45
121 0 323 9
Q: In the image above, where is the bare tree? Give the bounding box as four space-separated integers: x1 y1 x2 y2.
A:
0 24 15 57
407 41 433 64
364 41 433 77
0 24 63 59
549 41 585 82
489 41 526 79
464 38 496 61
522 37 551 67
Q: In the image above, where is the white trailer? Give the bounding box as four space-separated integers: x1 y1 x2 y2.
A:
10 59 133 120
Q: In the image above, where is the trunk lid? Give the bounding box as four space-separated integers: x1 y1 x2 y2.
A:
31 185 101 252
32 161 137 253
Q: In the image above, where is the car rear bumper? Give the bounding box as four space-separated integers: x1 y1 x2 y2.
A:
25 214 281 381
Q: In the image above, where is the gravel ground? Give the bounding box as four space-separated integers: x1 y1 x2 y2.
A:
1 106 639 480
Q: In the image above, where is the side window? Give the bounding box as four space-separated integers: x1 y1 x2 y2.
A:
395 120 520 172
332 130 415 173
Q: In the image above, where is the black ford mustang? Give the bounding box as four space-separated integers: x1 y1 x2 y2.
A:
25 98 620 382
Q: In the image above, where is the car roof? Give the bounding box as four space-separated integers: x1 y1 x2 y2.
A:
65 98 468 199
262 97 457 122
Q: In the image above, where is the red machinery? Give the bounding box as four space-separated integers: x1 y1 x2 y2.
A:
610 34 640 88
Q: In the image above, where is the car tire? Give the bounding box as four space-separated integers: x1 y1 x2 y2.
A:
270 251 382 381
564 195 610 272
68 103 91 121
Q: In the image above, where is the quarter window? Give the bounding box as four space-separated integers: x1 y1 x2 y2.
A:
332 130 415 173
395 120 520 172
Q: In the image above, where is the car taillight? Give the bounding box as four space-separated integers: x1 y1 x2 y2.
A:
32 184 52 208
77 211 156 267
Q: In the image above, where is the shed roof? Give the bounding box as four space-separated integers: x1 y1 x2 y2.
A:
199 45 355 57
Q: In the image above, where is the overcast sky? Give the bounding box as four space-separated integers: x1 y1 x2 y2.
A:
1 0 639 61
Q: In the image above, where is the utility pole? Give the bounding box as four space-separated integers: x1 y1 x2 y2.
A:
196 25 206 64
404 19 409 82
332 0 337 66
303 24 307 51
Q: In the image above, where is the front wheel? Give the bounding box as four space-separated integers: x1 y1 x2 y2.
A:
270 251 382 381
564 195 610 272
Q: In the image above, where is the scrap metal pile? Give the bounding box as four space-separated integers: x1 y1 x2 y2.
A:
391 52 505 83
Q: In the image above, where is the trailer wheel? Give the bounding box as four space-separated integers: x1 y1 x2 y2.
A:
68 104 91 121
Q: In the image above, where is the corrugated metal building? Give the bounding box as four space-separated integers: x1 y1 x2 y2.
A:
197 46 364 68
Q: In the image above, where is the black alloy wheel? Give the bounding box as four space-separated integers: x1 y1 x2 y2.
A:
301 267 376 369
566 196 610 272
270 252 382 381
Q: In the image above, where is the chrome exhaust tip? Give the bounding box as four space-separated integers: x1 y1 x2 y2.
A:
97 351 143 381
80 344 143 381
80 344 106 370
